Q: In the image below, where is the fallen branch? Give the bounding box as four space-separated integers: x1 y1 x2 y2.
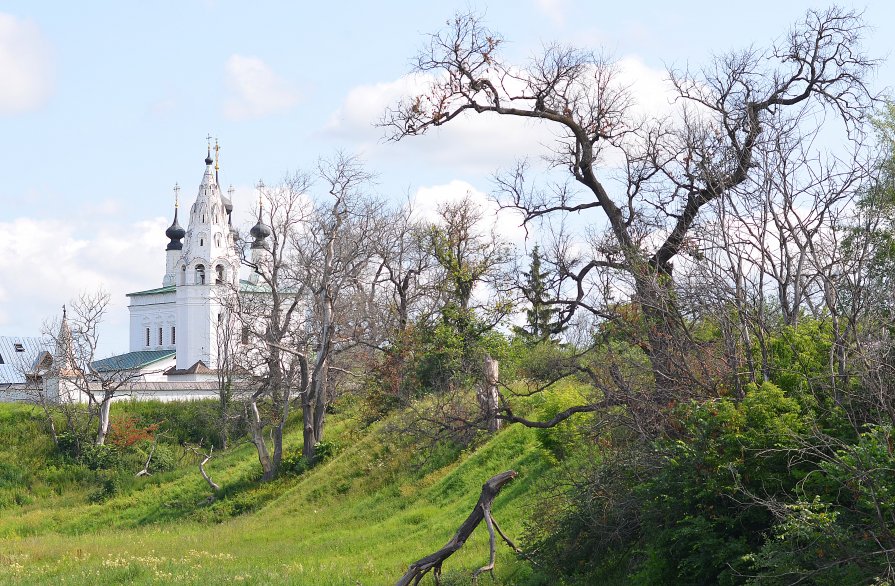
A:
134 439 158 477
396 470 518 586
187 444 221 494
198 445 220 492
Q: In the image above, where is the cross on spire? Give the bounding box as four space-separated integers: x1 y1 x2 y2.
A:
174 182 181 208
255 179 265 219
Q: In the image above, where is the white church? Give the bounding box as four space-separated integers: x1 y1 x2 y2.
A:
0 144 272 402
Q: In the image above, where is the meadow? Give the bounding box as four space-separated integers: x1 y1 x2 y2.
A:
0 402 552 585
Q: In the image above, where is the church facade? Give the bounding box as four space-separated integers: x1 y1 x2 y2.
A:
115 146 270 389
0 144 272 403
125 148 243 381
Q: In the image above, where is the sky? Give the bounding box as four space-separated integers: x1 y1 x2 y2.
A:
2 0 894 357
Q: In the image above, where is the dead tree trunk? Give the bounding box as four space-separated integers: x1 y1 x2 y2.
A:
134 439 158 477
477 355 501 432
198 446 220 493
396 470 519 586
248 398 274 481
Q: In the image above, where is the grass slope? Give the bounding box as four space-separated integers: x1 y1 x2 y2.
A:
0 403 551 585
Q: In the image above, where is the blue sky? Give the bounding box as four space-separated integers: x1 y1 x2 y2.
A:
2 0 893 355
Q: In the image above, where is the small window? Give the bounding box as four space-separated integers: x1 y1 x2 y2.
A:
196 264 206 285
14 343 24 352
215 264 224 284
158 327 163 346
145 328 150 347
218 313 224 323
0 353 4 365
171 326 176 345
200 238 204 246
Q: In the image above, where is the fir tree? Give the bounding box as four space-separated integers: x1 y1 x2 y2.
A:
515 245 557 342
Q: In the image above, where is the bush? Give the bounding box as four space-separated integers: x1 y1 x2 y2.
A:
282 441 336 475
526 381 820 584
80 443 121 471
88 470 122 503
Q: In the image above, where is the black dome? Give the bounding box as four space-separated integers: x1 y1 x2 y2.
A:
250 219 271 249
165 210 186 250
250 219 271 240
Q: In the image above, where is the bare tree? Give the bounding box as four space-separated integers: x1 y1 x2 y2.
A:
383 8 878 401
368 200 442 345
292 154 384 460
236 154 384 477
41 290 143 449
237 172 313 481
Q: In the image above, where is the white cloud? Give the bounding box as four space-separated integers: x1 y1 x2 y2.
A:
223 54 300 120
533 0 569 27
0 13 53 115
0 215 170 357
323 73 558 175
323 57 674 175
410 180 528 246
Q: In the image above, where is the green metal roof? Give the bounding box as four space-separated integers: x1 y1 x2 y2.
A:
239 279 272 293
126 285 175 297
126 282 271 296
91 350 175 372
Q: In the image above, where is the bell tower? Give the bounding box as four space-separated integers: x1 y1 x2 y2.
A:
173 140 240 371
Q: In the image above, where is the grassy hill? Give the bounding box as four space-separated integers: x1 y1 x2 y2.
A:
0 402 552 585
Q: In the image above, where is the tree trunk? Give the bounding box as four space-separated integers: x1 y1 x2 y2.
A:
95 396 112 446
303 329 330 461
634 271 690 400
272 424 284 473
477 355 500 432
249 399 275 481
302 402 319 461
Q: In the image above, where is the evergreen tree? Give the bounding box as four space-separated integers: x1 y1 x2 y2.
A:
515 246 557 342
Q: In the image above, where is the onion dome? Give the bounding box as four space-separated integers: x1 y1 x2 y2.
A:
165 208 185 250
250 217 271 249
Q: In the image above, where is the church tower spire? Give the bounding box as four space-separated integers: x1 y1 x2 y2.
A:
248 181 272 285
174 141 241 371
162 184 186 287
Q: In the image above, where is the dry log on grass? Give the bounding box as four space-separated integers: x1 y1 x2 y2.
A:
396 470 522 586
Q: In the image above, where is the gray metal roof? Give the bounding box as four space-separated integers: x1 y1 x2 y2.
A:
91 350 176 373
0 336 48 384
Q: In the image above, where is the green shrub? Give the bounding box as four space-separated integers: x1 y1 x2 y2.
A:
88 470 122 503
282 441 336 475
80 443 121 471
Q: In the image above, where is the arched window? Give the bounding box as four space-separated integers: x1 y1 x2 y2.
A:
195 264 205 285
214 233 221 247
200 238 204 247
215 264 224 284
212 205 218 220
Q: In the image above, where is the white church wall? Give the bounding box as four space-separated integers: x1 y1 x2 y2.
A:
127 291 176 352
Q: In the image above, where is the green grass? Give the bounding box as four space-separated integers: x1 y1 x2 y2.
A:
0 403 553 585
